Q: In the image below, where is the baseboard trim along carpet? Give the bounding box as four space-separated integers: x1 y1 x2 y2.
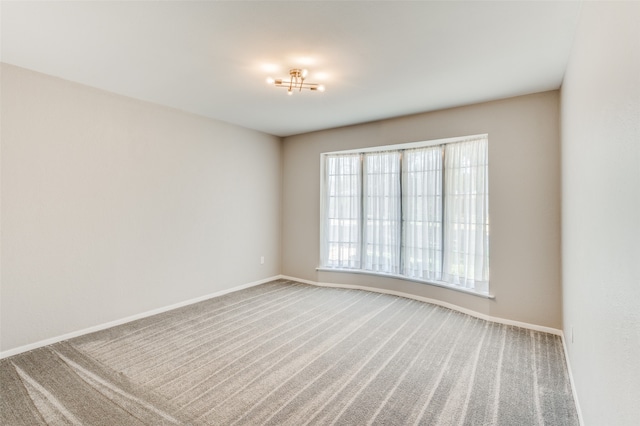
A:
0 275 281 359
1 279 579 425
2 274 562 359
560 332 585 426
282 275 562 336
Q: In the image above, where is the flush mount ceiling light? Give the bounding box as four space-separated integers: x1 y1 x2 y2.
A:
266 68 325 95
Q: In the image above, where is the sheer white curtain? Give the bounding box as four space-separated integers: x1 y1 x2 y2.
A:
442 137 489 292
362 152 401 274
402 146 443 281
321 154 361 269
320 135 490 295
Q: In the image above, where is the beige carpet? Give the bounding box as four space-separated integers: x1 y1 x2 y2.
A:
1 279 579 425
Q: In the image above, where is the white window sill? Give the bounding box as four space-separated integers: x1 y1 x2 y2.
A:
315 267 495 299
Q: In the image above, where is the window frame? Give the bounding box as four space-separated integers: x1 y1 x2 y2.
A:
318 134 492 299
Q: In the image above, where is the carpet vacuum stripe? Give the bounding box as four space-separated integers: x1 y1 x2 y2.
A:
139 286 362 388
117 286 321 375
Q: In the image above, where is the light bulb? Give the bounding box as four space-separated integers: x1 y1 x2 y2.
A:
287 89 293 96
318 85 326 92
301 69 308 78
266 77 275 84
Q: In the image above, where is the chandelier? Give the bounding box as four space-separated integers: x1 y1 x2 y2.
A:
267 69 325 95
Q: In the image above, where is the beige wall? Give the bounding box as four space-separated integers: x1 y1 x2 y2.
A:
561 2 640 425
0 64 282 352
283 91 562 329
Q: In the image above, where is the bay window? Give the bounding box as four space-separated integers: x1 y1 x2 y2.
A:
320 134 489 294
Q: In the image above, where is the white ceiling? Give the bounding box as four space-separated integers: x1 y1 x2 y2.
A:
1 1 582 137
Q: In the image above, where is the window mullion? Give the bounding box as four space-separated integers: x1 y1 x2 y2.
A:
440 145 445 281
399 152 404 276
359 153 365 270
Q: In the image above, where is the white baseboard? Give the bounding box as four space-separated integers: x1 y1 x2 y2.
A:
560 332 584 426
2 273 562 355
281 275 562 336
0 275 280 360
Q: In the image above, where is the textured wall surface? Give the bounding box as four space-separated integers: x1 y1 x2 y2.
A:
1 64 282 352
561 2 640 425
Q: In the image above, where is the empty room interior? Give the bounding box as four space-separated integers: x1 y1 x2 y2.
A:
1 1 638 425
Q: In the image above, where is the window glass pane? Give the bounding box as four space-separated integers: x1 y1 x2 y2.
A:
322 154 361 268
363 152 401 274
402 146 443 281
443 138 489 292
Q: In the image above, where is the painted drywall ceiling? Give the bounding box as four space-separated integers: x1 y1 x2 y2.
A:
1 1 582 137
